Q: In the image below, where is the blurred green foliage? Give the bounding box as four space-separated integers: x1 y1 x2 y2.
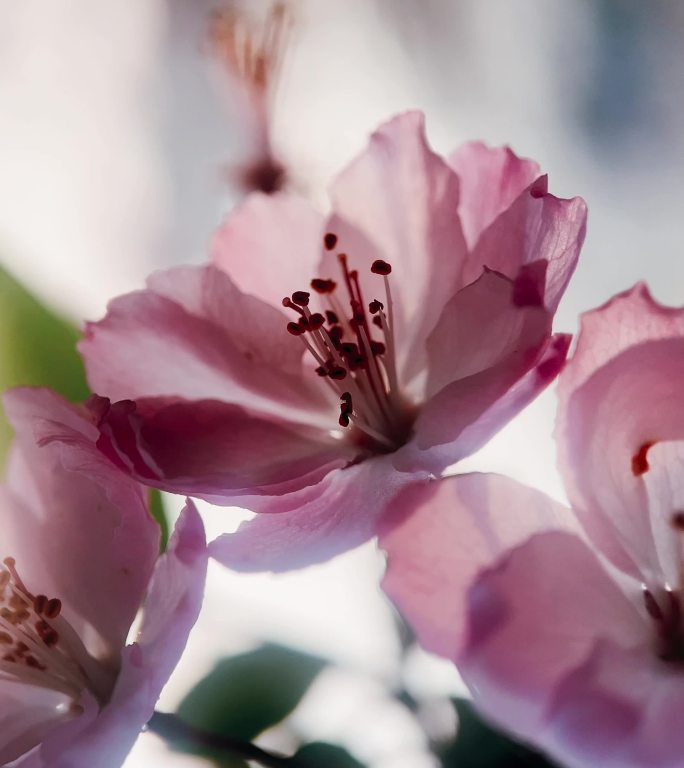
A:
178 644 326 741
440 699 558 768
293 742 364 767
0 264 89 464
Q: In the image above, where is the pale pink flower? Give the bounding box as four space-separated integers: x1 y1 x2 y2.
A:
0 388 207 768
380 285 684 768
80 111 586 571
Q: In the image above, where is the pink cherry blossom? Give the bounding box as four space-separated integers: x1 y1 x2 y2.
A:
0 387 207 767
79 111 586 572
380 284 684 768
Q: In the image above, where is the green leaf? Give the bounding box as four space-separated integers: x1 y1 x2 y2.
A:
293 742 365 768
0 265 89 464
440 699 558 768
148 488 170 552
177 643 326 741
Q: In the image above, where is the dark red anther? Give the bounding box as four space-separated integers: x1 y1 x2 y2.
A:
44 598 61 620
371 259 392 275
370 341 386 356
329 325 343 340
372 316 382 328
673 512 684 530
368 299 384 314
329 366 347 381
307 313 325 331
326 310 339 325
315 366 327 377
324 233 338 251
287 321 305 336
33 595 47 615
292 291 310 307
311 278 337 294
644 589 664 622
632 441 656 476
339 413 350 427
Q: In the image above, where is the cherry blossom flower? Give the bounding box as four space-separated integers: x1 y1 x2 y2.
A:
79 111 586 572
209 1 292 194
380 284 684 768
0 387 207 767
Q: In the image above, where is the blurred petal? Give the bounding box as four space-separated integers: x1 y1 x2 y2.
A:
557 336 684 582
2 387 158 654
211 455 427 571
38 502 208 768
460 531 646 740
546 642 684 768
379 473 577 659
447 142 541 249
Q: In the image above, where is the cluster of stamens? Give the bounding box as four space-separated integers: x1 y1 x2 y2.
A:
0 557 87 698
283 232 411 451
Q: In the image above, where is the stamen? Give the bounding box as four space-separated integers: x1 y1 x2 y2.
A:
324 233 338 251
371 259 392 275
311 278 337 294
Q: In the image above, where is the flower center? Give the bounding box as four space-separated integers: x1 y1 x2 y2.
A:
643 587 684 664
0 557 110 704
283 233 414 452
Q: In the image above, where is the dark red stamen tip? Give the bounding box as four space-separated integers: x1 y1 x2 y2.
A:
292 291 310 306
287 321 305 336
307 313 325 331
370 341 386 356
672 512 684 530
315 366 327 377
44 598 61 620
371 259 392 275
326 310 339 325
372 316 382 328
324 233 338 251
311 278 337 294
339 413 350 427
329 366 347 380
632 441 656 476
369 299 384 314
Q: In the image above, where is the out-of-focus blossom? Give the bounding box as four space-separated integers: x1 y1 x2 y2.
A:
210 1 292 194
0 388 207 768
381 284 684 768
79 111 586 572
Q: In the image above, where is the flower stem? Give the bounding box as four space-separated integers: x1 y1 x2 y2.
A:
148 710 298 767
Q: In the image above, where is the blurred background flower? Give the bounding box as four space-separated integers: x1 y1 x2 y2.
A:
1 1 682 765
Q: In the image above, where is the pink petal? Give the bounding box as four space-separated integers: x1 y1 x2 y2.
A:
424 267 551 399
96 397 353 505
211 454 428 571
545 642 684 768
404 331 570 473
35 502 208 768
378 473 577 659
323 111 469 386
464 176 587 312
80 264 333 427
556 335 684 582
210 192 326 309
447 142 541 249
460 531 647 742
2 388 159 655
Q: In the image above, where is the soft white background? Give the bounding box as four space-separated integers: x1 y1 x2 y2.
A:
1 1 683 765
